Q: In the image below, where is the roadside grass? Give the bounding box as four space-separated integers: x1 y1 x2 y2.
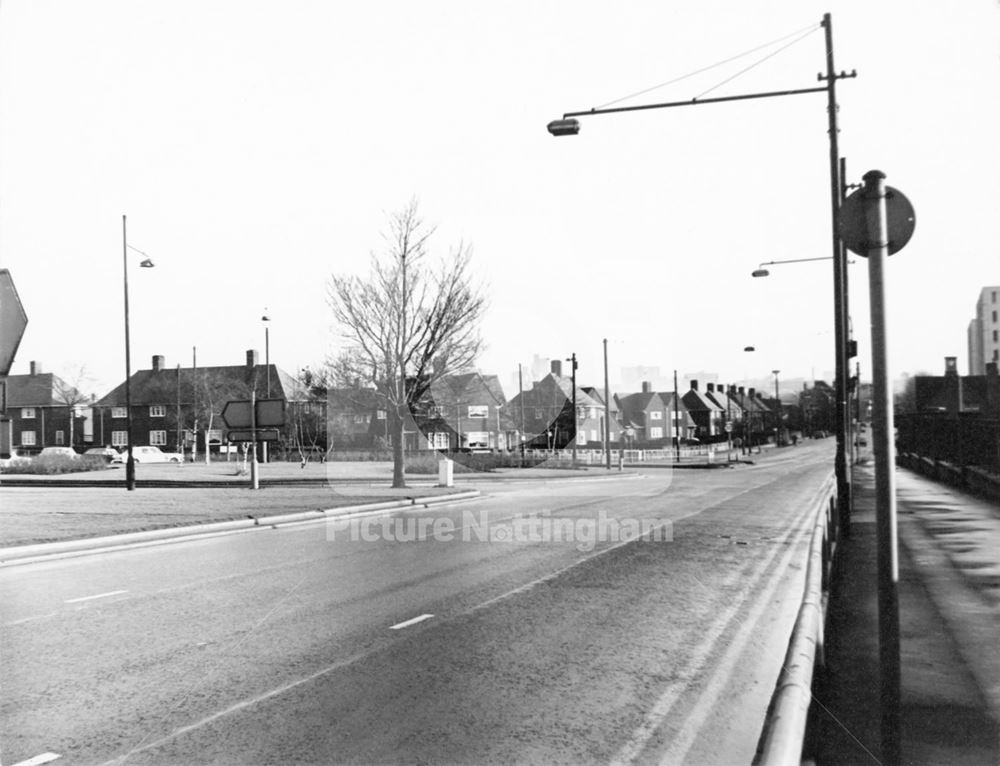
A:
0 484 462 547
0 455 107 475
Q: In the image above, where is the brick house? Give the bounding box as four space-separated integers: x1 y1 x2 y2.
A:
682 380 725 441
92 350 307 455
415 372 515 451
615 382 691 447
508 360 611 450
1 361 91 456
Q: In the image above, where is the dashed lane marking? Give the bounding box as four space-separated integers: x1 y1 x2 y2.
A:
389 614 435 630
11 752 61 766
65 589 128 604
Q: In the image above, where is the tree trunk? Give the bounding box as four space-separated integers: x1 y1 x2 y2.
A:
391 411 406 488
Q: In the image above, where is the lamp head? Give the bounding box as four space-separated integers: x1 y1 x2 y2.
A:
547 118 581 137
139 258 155 268
751 268 769 278
744 346 755 352
261 314 270 323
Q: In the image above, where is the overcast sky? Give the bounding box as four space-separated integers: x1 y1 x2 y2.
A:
1 1 998 398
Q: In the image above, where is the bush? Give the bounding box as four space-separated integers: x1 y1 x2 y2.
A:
0 455 108 475
404 451 557 474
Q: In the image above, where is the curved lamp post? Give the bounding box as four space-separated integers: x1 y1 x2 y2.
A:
548 12 855 530
122 216 155 491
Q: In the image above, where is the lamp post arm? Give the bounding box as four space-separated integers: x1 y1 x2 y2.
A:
758 256 832 267
561 85 827 121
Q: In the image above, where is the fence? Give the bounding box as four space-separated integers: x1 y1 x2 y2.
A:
757 472 840 766
896 412 1000 475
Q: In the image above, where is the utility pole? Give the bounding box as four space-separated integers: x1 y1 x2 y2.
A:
673 369 680 463
567 353 578 466
821 12 856 535
518 363 525 459
603 339 611 470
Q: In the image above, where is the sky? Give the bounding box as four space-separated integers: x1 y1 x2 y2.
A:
1 1 998 399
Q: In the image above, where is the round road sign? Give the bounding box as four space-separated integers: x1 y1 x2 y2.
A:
838 186 916 257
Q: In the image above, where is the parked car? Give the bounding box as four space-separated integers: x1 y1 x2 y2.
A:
37 446 79 460
130 446 183 463
83 446 121 463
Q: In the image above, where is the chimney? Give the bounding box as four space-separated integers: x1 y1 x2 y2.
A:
29 361 41 376
690 379 698 391
706 383 715 393
749 387 756 400
641 381 651 394
247 349 259 369
738 386 745 396
152 355 165 372
550 359 562 377
943 356 963 417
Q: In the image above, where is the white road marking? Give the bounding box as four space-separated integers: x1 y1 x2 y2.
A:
11 752 61 766
389 613 434 630
7 611 59 626
65 589 128 604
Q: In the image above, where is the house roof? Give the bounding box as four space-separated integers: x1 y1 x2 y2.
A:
682 389 724 412
94 363 307 407
4 372 81 408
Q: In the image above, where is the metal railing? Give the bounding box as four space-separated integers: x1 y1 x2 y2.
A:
757 472 840 765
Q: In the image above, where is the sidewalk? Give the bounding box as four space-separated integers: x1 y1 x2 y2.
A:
809 462 1000 764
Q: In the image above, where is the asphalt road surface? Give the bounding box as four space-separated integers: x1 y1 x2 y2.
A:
1 441 835 765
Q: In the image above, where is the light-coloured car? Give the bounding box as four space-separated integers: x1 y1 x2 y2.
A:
83 446 121 463
38 446 80 460
130 446 183 463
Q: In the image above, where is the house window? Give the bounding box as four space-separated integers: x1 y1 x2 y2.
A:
428 406 444 418
650 427 664 439
353 414 368 424
468 405 488 418
994 349 999 361
465 431 489 449
21 407 36 419
994 310 998 323
111 431 128 447
207 429 222 444
20 431 36 446
55 430 65 445
576 431 586 446
428 432 450 450
149 405 166 417
590 407 598 419
649 411 663 421
376 410 387 420
590 429 598 442
150 430 167 446
112 407 127 419
994 330 999 342
534 408 543 420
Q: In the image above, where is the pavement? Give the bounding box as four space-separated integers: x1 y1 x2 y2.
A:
809 461 1000 765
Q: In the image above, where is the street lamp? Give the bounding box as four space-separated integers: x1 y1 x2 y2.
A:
548 12 854 529
261 311 271 462
751 256 833 278
122 216 155 491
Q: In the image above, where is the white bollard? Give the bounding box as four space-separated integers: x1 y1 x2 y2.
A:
438 457 454 487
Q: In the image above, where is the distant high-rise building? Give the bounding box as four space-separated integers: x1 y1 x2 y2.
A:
967 286 1000 374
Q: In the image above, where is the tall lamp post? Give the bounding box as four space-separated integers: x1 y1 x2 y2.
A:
548 12 854 528
122 215 155 491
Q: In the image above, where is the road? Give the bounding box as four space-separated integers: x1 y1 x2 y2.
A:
0 441 835 765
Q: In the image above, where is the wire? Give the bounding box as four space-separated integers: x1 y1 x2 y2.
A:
695 26 820 100
594 21 821 111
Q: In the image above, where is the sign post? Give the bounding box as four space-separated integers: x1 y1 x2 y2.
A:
221 397 286 489
840 169 915 766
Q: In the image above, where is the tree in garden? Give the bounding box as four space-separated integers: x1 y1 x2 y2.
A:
327 200 487 488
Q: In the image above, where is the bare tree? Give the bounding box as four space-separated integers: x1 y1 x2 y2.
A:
52 364 94 450
327 200 487 487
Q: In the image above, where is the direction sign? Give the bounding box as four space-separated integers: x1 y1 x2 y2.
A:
226 428 281 442
221 398 286 429
0 269 28 376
